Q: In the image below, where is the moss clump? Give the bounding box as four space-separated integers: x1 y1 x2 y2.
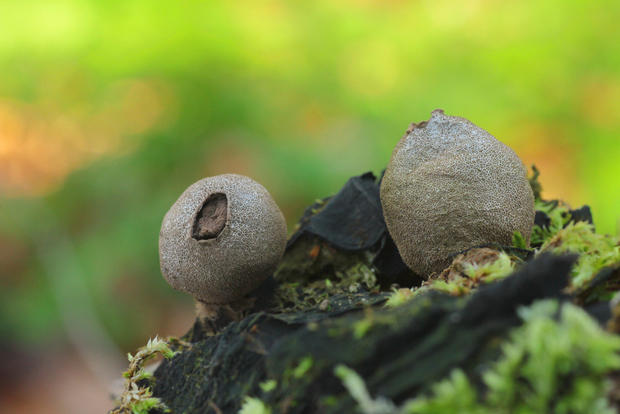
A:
339 300 620 414
259 380 278 393
274 236 377 286
541 221 620 289
403 370 483 414
481 300 620 413
385 248 518 307
334 365 396 414
270 267 378 314
271 239 379 314
531 199 573 247
512 230 528 249
238 396 272 414
384 287 416 308
528 164 543 201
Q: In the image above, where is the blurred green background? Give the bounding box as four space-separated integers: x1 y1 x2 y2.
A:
0 0 619 412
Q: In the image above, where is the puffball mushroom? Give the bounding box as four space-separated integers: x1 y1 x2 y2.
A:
159 174 287 330
380 109 535 278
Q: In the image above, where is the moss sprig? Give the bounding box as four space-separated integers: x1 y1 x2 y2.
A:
238 396 272 414
385 249 516 307
531 199 572 247
338 301 620 414
271 258 378 313
334 365 397 414
482 300 620 412
111 336 177 414
541 221 620 289
528 164 543 201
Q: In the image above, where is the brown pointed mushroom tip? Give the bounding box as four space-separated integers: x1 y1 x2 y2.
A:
159 174 287 306
379 109 535 278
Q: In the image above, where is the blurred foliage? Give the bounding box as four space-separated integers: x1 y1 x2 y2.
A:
0 0 619 357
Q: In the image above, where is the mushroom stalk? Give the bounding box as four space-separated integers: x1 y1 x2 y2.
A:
194 297 256 334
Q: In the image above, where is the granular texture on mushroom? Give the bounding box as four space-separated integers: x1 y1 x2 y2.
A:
380 109 535 278
159 174 287 304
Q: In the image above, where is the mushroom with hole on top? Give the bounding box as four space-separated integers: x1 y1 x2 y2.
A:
159 174 287 333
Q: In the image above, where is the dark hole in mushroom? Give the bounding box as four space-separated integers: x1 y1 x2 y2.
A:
192 193 228 240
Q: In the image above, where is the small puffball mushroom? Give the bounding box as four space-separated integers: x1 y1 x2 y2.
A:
380 109 535 278
159 174 287 330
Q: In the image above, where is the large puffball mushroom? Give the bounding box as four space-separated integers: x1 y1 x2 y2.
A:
159 174 287 329
380 109 535 278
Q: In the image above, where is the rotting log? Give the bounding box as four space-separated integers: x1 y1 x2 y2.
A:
144 172 619 414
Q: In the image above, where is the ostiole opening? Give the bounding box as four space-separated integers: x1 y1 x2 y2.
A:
192 193 228 240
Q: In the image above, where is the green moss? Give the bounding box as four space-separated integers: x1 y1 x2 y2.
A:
271 251 379 314
384 250 516 306
403 370 483 414
111 336 177 414
274 236 375 287
238 396 272 414
338 300 620 414
259 380 277 393
334 365 397 414
128 397 171 414
349 307 398 339
384 287 416 308
481 300 620 413
531 199 572 247
336 261 378 291
321 395 339 407
293 356 314 378
528 165 543 201
269 282 329 313
541 221 620 289
461 252 515 282
512 231 527 249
